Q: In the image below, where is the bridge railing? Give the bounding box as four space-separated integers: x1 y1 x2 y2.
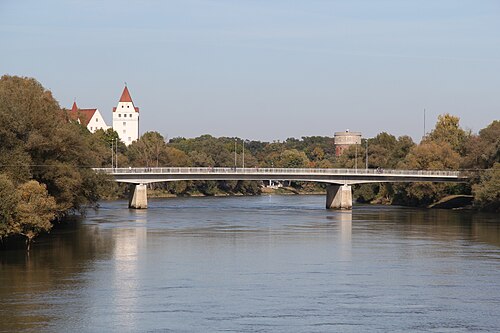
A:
93 167 462 177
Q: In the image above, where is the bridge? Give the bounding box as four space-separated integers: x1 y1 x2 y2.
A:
94 167 467 210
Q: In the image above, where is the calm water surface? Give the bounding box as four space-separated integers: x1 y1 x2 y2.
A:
1 195 499 332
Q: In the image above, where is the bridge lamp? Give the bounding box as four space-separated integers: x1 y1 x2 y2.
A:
242 139 249 169
365 138 369 170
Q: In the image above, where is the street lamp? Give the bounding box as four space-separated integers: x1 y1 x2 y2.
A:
242 139 245 169
365 138 369 170
234 138 237 169
111 139 114 169
355 143 358 171
115 138 118 169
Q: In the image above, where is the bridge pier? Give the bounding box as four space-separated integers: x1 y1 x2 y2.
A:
129 184 148 209
326 184 352 210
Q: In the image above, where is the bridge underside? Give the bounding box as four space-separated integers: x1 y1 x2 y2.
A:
116 174 464 185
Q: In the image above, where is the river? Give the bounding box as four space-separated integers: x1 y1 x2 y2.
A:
1 195 499 332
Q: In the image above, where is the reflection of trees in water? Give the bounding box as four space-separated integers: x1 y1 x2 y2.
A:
355 207 500 248
0 219 115 332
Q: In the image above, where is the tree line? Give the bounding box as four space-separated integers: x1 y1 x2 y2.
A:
1 75 498 248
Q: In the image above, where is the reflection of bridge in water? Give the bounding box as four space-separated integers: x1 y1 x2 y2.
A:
94 167 467 210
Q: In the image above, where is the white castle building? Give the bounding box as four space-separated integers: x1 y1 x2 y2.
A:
67 85 140 146
112 86 140 146
67 101 109 133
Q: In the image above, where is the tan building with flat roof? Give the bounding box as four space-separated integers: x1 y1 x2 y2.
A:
334 130 361 156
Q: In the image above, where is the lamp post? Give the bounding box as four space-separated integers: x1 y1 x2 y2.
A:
242 139 245 169
115 138 118 169
111 140 114 169
355 143 358 171
234 138 237 169
365 138 368 170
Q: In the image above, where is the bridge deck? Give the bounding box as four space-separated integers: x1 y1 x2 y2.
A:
94 167 466 185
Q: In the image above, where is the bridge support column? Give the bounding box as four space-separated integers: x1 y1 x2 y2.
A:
129 184 148 209
326 185 352 210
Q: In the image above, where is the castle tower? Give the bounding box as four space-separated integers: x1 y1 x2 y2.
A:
112 85 140 145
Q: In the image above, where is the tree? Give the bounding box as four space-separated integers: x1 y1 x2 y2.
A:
13 181 57 251
426 113 469 154
272 149 310 168
472 163 500 212
462 120 500 170
128 131 167 167
405 141 460 170
0 75 108 245
0 174 18 241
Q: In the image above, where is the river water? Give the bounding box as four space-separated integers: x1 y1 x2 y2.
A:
1 195 499 332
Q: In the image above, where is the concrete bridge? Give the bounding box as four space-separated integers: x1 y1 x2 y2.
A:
94 167 467 210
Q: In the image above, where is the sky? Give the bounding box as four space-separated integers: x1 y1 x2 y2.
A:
1 0 499 142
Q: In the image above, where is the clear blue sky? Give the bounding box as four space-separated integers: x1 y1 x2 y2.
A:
1 0 499 142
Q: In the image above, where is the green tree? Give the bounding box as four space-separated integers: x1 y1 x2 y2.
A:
426 113 469 154
272 149 310 168
128 131 168 167
0 75 108 244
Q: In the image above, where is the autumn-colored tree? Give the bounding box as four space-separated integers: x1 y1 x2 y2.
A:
426 113 469 155
462 120 500 170
13 181 57 251
0 174 18 240
472 163 500 212
405 141 460 170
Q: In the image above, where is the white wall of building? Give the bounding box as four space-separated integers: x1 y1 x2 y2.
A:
112 101 139 145
87 109 109 133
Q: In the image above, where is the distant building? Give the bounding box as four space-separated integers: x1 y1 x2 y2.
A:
334 130 362 156
67 101 109 133
112 86 140 146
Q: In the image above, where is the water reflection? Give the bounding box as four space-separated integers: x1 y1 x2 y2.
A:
0 221 115 332
339 211 352 261
0 196 499 332
110 227 147 331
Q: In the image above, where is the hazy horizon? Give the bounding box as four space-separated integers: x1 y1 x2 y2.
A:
1 0 499 142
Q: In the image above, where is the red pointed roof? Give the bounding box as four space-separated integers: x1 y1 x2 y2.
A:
67 101 97 126
119 86 133 103
114 85 139 112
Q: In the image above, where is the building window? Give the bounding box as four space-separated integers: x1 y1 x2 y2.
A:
123 130 126 134
118 114 121 118
129 114 132 117
90 127 93 131
121 105 124 108
127 105 129 108
128 137 131 141
96 118 98 122
123 122 126 126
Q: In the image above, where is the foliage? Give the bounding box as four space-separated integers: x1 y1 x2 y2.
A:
0 175 56 249
13 180 57 250
404 141 460 170
0 174 17 240
425 113 469 155
472 163 500 212
462 120 500 170
0 75 114 246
